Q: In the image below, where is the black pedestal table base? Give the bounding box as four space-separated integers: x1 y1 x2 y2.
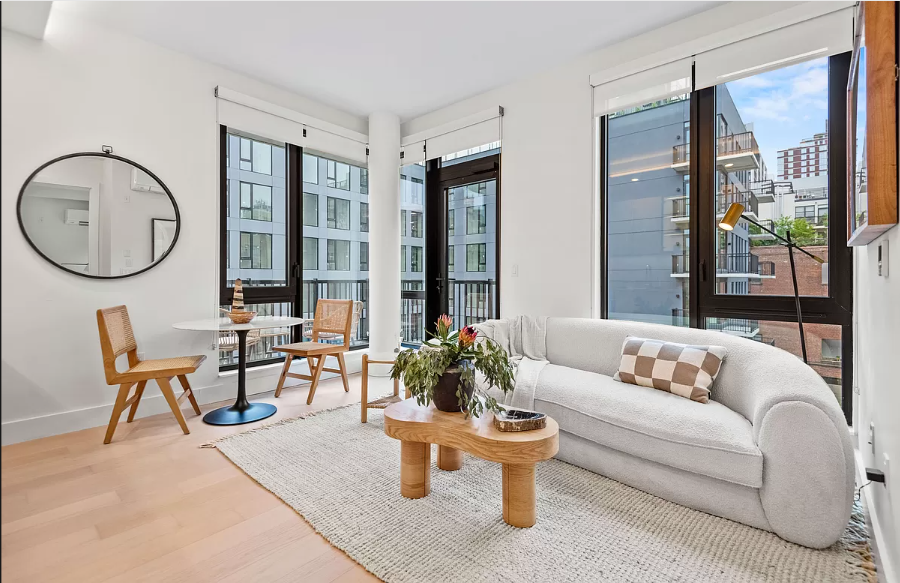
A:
204 327 278 426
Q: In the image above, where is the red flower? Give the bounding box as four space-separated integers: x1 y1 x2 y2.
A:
459 325 478 348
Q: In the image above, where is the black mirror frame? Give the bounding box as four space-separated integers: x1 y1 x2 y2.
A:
16 151 181 280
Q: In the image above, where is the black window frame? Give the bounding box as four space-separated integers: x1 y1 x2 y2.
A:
466 204 487 234
466 243 487 272
326 159 350 190
239 182 273 222
597 54 854 423
360 241 369 271
360 201 369 232
326 239 351 271
410 211 423 238
326 196 351 230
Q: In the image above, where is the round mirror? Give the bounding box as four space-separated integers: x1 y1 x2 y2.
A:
17 152 180 278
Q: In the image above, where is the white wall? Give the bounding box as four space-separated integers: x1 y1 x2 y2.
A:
401 1 822 319
402 0 900 574
0 9 365 445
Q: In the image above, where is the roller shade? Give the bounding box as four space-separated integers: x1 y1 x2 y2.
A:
400 140 425 167
592 58 692 118
425 116 501 161
401 107 503 163
694 8 853 90
215 86 368 164
217 98 305 147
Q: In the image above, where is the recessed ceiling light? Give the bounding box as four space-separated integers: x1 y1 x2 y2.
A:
631 178 639 182
725 163 734 168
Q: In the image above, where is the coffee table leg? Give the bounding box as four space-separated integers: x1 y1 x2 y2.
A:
437 445 463 471
400 441 430 498
502 463 536 528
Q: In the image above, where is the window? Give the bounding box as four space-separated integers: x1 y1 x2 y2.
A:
466 181 487 197
327 160 350 190
360 168 368 195
400 245 407 272
239 232 272 269
466 243 487 272
327 239 350 270
400 210 407 236
327 197 350 230
303 193 318 226
239 137 272 175
448 244 455 272
303 237 318 270
411 211 423 238
360 241 369 271
303 153 318 184
448 208 455 235
360 202 369 232
411 246 423 272
466 205 486 234
225 132 286 290
598 53 853 419
605 95 691 324
239 183 272 221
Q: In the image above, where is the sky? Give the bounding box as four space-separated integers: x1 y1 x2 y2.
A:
726 57 831 180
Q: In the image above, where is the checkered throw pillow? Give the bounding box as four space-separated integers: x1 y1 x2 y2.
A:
613 337 726 403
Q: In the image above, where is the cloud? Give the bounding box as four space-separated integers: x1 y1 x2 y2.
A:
728 59 829 126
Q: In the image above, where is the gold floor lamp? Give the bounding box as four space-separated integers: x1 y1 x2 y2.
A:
718 202 825 364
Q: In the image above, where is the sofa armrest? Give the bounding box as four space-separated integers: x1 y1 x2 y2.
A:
741 358 854 548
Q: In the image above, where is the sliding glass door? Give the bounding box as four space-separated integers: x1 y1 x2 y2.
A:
599 53 853 420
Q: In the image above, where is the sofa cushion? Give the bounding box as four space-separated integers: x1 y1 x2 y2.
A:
533 364 763 488
614 336 727 403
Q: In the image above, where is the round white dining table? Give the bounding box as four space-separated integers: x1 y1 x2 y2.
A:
173 316 308 426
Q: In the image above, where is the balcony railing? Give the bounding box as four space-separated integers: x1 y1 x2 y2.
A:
748 218 775 235
717 187 758 217
716 253 775 276
752 335 776 346
794 187 828 201
718 131 759 158
706 318 760 335
749 179 775 198
675 131 760 167
671 253 689 275
401 279 498 345
672 196 689 218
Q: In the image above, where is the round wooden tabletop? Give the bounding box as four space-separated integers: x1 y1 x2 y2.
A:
383 399 559 465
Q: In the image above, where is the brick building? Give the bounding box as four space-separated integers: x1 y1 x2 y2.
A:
750 244 842 397
776 131 828 180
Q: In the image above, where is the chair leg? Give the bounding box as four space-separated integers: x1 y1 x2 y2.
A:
177 375 202 415
306 354 327 405
126 381 147 423
361 355 368 423
157 377 190 435
337 353 350 393
274 354 293 398
104 383 135 444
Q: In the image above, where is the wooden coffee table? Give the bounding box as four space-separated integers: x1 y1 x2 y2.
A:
383 399 559 528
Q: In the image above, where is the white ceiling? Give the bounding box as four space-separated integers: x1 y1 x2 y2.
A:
53 1 717 122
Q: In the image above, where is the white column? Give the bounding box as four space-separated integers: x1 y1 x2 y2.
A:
368 112 401 361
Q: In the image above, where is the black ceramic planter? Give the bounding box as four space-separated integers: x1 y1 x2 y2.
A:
432 362 475 412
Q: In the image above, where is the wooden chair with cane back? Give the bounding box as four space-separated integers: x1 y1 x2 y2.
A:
97 305 206 444
273 299 353 405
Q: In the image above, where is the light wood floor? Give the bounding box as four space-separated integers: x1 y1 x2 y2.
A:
1 373 389 583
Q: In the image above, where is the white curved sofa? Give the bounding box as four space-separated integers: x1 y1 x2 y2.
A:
481 317 854 549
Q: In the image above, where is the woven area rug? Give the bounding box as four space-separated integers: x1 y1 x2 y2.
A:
209 403 874 583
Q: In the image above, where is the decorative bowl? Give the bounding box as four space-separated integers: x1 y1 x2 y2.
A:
493 408 547 432
226 310 257 324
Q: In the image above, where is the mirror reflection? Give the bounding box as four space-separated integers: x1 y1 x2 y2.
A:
18 155 179 277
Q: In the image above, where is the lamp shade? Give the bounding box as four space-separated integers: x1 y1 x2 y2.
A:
718 202 745 231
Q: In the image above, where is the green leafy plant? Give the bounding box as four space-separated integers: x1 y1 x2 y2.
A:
390 315 515 418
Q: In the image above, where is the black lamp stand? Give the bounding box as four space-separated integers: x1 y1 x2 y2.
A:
737 216 823 364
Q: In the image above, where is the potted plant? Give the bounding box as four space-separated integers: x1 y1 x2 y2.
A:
391 315 514 417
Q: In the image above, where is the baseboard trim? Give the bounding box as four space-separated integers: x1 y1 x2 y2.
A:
0 353 366 446
855 449 898 583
